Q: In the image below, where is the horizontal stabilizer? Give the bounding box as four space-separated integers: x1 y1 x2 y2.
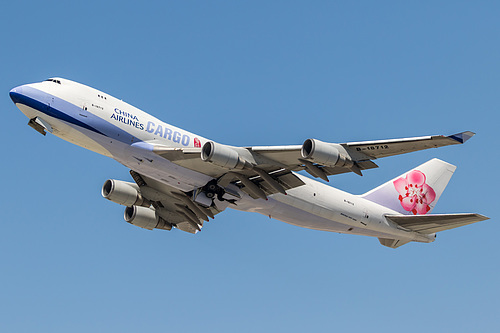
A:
386 213 489 234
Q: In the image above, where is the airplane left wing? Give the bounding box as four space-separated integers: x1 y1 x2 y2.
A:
128 170 223 233
152 131 474 197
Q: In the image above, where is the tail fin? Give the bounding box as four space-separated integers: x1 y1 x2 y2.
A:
361 158 456 215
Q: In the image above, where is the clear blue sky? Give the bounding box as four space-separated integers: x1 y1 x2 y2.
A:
1 1 497 332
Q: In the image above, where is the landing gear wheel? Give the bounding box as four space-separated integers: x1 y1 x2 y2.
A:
202 180 225 202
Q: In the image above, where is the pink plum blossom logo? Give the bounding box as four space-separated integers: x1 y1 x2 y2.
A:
393 170 436 215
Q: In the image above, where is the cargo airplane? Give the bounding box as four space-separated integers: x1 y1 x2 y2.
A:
9 78 489 248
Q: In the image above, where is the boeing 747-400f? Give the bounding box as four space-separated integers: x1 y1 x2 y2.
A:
10 78 489 248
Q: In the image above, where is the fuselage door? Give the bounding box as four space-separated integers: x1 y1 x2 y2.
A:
361 208 371 227
46 95 54 112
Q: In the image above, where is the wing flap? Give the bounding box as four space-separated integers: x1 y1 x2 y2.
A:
175 221 201 234
248 169 305 198
386 213 489 234
322 160 379 176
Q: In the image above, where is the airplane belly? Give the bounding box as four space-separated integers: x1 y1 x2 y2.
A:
232 192 404 239
267 199 349 233
231 176 421 240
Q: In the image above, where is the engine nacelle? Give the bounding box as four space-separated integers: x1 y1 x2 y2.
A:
201 141 250 169
102 179 151 207
124 206 172 230
301 139 354 168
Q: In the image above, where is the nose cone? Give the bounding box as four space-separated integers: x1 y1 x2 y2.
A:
9 85 24 104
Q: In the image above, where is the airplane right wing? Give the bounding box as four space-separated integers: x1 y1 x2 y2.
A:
343 131 476 159
151 131 475 199
249 131 475 179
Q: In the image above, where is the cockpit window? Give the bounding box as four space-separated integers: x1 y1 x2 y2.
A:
45 79 61 84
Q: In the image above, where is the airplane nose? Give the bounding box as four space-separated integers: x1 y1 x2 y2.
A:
9 85 24 104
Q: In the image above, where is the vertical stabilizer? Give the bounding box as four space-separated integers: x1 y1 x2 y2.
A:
361 159 456 215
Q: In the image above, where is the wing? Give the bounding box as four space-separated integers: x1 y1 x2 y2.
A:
343 131 476 159
385 213 489 234
153 131 475 193
153 145 306 199
129 170 224 234
252 131 475 180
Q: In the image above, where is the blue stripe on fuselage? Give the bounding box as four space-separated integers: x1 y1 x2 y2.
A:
10 86 144 145
10 89 106 136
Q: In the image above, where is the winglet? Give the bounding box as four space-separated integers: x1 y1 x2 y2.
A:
447 131 475 144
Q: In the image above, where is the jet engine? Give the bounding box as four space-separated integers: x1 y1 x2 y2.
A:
124 206 172 230
301 139 354 168
102 179 151 207
201 141 251 169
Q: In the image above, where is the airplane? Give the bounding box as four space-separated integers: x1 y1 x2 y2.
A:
9 78 489 248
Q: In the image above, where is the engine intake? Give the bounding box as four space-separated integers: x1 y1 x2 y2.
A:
102 179 151 207
201 141 251 169
301 139 354 168
124 206 172 230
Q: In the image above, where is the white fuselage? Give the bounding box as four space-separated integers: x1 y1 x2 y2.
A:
10 78 433 243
